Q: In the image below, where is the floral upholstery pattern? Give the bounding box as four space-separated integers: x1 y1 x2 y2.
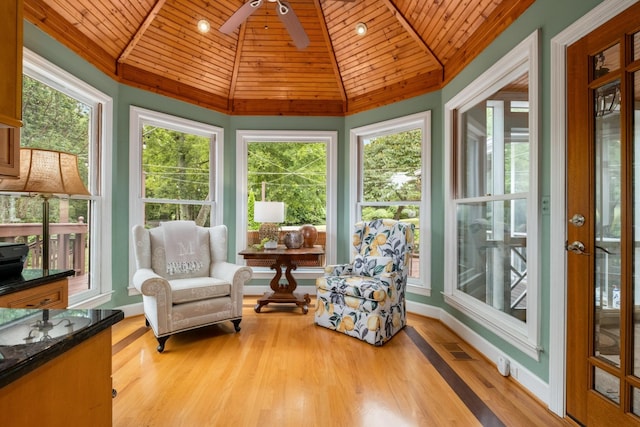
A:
315 219 415 346
132 223 253 352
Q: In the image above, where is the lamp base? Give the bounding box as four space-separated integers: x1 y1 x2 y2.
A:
263 240 278 249
258 223 280 244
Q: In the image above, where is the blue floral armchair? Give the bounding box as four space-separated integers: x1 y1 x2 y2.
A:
315 219 415 345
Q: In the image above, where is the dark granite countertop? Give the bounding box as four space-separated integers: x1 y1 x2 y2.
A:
0 269 75 297
0 308 124 388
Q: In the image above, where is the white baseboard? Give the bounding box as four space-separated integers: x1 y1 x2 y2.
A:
115 302 144 318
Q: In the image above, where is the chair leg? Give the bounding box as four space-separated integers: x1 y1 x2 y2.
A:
232 319 241 332
156 336 170 353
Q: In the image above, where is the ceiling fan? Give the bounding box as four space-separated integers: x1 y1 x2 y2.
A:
220 0 310 49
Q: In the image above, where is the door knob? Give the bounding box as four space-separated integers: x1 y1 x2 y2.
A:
566 240 589 255
569 214 585 227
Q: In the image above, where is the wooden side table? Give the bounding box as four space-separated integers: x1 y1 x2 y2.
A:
239 245 324 314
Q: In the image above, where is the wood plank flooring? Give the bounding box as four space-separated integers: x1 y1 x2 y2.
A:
111 299 572 427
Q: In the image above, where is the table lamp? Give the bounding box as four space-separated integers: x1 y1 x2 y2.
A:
0 148 90 271
254 201 285 249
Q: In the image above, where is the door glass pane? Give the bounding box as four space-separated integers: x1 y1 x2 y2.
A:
457 199 527 320
593 43 620 79
633 32 640 62
594 80 622 367
632 387 640 416
594 366 620 404
633 71 640 377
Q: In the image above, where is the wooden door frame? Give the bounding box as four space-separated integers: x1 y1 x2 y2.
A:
549 0 640 417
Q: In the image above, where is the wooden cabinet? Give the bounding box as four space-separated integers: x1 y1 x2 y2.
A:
0 278 68 309
0 328 113 426
0 0 23 178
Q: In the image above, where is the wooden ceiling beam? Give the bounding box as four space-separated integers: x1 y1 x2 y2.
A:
118 0 168 64
315 0 347 112
380 0 444 76
228 22 248 112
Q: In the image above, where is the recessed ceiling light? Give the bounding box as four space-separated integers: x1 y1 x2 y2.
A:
355 22 367 36
197 19 211 34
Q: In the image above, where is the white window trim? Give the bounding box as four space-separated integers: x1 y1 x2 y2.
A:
128 107 224 292
23 48 114 308
234 130 338 280
443 30 540 359
349 111 432 295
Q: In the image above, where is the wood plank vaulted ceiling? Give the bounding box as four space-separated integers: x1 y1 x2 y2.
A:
23 0 535 116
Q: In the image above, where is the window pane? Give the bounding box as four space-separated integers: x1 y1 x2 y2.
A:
457 72 529 199
143 202 211 228
457 199 527 320
142 125 210 202
362 129 422 202
247 141 327 228
2 75 94 298
0 196 90 294
246 140 328 268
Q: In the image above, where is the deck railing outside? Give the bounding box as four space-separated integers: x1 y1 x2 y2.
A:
0 220 88 275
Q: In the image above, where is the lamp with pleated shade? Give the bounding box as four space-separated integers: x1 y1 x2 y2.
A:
0 148 90 271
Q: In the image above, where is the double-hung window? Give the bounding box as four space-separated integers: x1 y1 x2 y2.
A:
0 49 113 307
350 112 431 294
235 130 337 277
444 30 540 358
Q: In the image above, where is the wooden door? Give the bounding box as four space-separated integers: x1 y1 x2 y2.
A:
566 2 640 425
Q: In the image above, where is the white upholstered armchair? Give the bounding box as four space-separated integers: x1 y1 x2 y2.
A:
132 222 252 352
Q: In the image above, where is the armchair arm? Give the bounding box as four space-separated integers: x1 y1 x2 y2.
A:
323 263 353 277
210 262 253 316
132 268 171 299
132 268 173 335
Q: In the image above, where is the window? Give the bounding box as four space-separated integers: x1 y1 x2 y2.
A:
129 107 223 227
235 130 337 276
444 30 539 358
350 112 431 294
0 49 113 307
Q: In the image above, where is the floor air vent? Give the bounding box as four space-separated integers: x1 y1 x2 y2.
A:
442 342 473 360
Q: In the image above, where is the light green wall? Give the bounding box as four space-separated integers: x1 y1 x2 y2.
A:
22 0 605 385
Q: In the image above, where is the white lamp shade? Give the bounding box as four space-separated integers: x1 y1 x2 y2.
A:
254 201 285 223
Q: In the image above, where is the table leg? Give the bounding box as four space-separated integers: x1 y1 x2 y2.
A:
253 256 310 314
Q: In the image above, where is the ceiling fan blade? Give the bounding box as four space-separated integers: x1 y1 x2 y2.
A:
219 0 263 34
276 2 310 49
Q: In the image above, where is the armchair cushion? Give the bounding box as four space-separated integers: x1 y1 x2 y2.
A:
148 226 211 280
170 277 231 304
352 254 393 277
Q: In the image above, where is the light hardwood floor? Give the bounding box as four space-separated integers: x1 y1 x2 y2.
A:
111 298 572 427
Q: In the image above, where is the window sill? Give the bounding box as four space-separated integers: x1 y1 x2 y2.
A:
443 292 541 360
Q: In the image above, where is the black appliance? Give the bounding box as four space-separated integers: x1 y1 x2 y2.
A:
0 242 29 277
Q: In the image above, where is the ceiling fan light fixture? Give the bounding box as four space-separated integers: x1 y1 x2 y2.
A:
197 19 211 33
355 22 367 36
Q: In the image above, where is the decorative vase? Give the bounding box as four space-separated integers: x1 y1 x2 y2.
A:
283 230 304 249
299 224 318 248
